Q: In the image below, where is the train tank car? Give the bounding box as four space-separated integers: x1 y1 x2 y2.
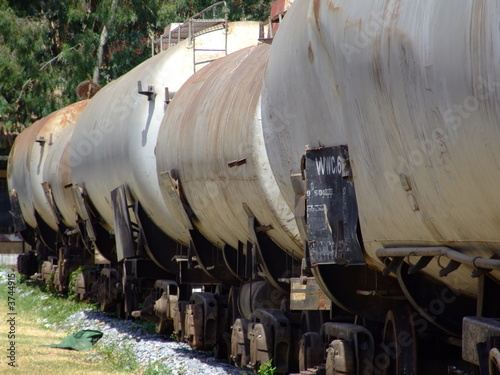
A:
155 43 306 371
262 0 500 373
7 0 500 374
8 101 89 278
155 42 302 281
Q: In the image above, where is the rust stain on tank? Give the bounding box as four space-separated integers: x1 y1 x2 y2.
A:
313 0 321 28
308 41 315 64
326 0 341 12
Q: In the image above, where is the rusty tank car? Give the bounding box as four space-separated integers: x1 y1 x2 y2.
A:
8 0 500 374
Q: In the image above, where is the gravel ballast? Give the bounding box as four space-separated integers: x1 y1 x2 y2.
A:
41 309 253 374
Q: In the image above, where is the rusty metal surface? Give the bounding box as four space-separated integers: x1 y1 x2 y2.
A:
248 309 292 373
173 300 188 341
42 124 77 228
290 277 330 311
327 0 500 291
321 322 375 375
463 317 500 366
231 318 250 367
184 292 219 350
27 101 88 231
156 43 302 260
8 101 88 230
298 332 323 372
69 22 260 241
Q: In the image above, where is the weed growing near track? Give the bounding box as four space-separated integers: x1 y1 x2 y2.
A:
95 339 139 372
257 359 276 375
143 360 175 375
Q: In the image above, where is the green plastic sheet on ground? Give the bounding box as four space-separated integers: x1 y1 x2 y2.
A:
42 329 103 351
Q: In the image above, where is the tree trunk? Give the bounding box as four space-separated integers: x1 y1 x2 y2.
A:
93 0 118 83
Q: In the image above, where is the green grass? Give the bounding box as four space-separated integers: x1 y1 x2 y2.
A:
0 267 142 374
0 267 129 374
14 273 97 327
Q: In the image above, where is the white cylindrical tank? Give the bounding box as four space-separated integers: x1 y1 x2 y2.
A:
263 0 500 293
8 101 89 231
70 22 261 241
261 0 348 216
156 44 302 257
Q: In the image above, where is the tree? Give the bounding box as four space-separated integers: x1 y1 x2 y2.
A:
0 0 271 131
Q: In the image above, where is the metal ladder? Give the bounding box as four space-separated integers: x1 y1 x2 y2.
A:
155 1 228 72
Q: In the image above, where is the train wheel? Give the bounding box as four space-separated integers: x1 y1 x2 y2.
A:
381 307 417 375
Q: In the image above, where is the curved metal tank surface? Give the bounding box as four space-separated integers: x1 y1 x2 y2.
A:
7 100 89 230
156 44 302 257
261 0 348 215
264 0 500 294
70 22 260 239
43 124 77 229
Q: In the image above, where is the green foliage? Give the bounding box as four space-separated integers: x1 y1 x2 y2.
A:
94 339 139 372
258 359 276 375
144 360 175 375
0 0 272 130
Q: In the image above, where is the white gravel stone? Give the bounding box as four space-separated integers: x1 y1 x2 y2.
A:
47 309 253 375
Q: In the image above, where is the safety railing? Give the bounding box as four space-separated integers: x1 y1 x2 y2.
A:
155 1 228 55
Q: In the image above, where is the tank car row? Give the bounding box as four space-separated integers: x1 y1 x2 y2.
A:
7 0 500 374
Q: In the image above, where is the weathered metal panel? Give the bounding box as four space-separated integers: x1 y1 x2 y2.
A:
290 277 330 311
156 44 302 259
305 146 364 265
